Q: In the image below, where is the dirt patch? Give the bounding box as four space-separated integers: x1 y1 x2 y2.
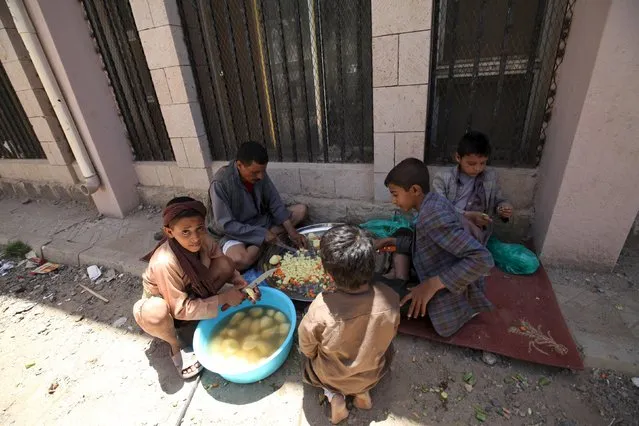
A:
1 255 638 425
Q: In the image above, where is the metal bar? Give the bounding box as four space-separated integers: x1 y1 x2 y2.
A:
258 0 283 161
222 0 250 146
490 0 515 137
510 0 547 165
336 5 345 162
439 0 460 159
276 0 298 162
359 0 373 162
247 0 278 156
316 0 329 162
198 0 234 158
465 0 487 130
293 0 313 162
239 0 265 143
425 0 441 163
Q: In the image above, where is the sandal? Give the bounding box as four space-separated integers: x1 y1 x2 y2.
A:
171 347 203 379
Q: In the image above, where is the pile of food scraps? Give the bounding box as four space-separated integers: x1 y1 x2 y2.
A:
268 251 335 299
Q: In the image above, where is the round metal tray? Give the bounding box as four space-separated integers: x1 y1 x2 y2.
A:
260 223 343 302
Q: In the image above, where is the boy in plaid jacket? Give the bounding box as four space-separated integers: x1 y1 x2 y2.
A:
376 158 494 337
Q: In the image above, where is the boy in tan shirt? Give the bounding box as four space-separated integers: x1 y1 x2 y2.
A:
298 225 400 424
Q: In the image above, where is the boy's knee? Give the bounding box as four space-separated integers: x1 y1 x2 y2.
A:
135 297 172 327
216 256 236 280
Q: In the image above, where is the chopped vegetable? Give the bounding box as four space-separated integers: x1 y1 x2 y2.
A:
269 255 282 266
268 251 335 299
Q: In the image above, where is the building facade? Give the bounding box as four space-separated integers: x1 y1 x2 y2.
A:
0 0 637 269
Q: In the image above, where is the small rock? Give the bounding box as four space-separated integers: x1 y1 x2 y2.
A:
482 351 498 366
21 198 32 205
112 317 127 328
463 383 473 392
576 385 587 392
490 399 501 408
138 205 144 211
514 401 521 408
631 377 639 388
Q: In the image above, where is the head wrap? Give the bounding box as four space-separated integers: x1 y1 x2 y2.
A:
142 200 224 298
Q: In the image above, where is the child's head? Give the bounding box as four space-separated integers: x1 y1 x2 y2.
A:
384 158 430 212
319 225 375 291
455 131 491 177
236 141 269 184
163 196 207 253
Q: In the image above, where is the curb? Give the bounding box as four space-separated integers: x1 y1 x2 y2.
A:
0 233 146 278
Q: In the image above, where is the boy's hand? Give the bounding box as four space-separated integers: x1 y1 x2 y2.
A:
232 277 249 290
265 230 278 243
220 288 245 307
465 211 493 228
400 277 445 318
497 203 513 219
374 238 395 250
288 229 307 249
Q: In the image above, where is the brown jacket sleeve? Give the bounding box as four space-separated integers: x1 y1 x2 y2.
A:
297 310 323 359
151 252 221 321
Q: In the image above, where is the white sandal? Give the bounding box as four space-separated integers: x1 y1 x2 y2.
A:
171 347 203 379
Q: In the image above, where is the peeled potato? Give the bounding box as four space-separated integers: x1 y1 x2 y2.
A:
275 335 286 347
221 338 240 354
245 350 263 364
209 336 223 352
250 319 262 334
273 311 287 323
260 316 274 329
266 309 275 317
269 255 282 265
229 311 246 326
261 326 277 339
278 322 290 335
255 341 274 357
249 307 264 318
225 328 239 338
242 339 258 351
238 317 252 332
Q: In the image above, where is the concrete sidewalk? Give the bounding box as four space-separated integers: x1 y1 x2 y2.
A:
0 197 637 374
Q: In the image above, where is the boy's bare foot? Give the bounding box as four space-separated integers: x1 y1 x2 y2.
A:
330 394 349 424
353 391 373 410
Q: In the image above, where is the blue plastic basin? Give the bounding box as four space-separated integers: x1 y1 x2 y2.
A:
193 286 296 384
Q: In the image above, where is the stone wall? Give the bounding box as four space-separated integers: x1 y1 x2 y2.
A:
371 0 432 202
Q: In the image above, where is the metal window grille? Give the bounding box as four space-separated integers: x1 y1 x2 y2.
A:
0 61 45 159
178 0 373 163
427 0 575 167
82 0 174 161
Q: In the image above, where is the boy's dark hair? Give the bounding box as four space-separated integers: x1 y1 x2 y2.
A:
165 196 204 226
457 130 491 158
319 225 375 291
237 141 269 165
384 158 430 193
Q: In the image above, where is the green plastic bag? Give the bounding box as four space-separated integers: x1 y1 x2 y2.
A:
487 237 540 275
360 214 413 239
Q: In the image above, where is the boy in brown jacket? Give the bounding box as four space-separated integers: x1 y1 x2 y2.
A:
298 225 400 424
